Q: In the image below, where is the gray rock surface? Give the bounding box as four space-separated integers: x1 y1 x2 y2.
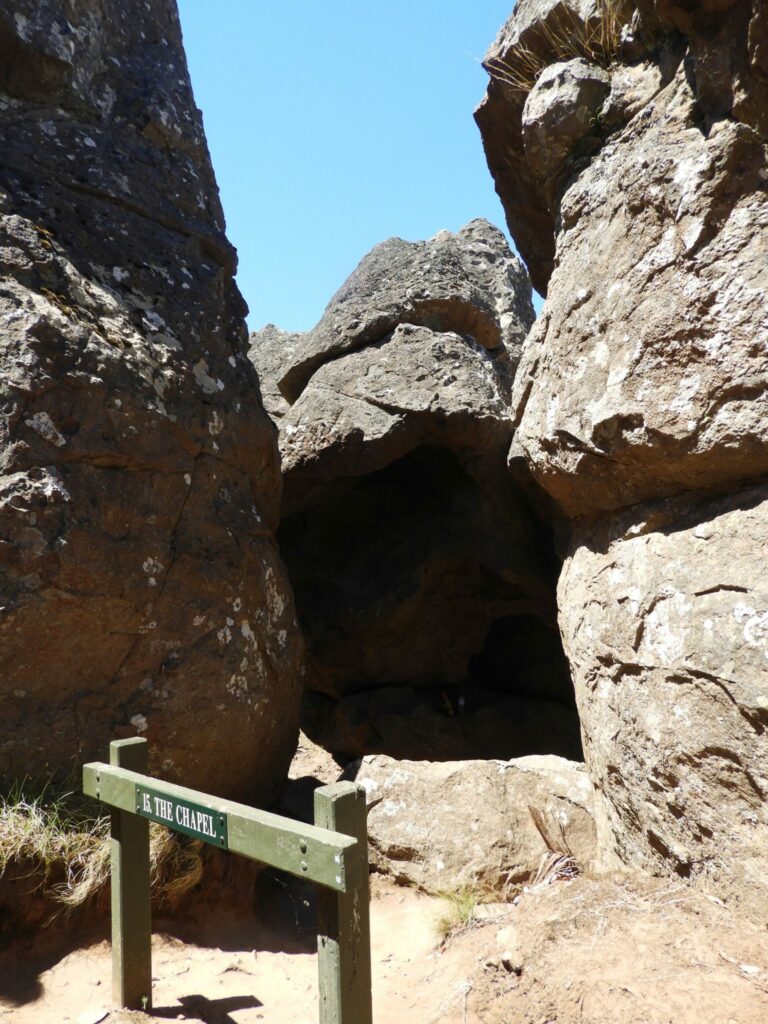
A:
560 482 768 895
358 753 596 892
477 0 768 902
251 221 579 764
0 0 302 800
475 0 627 293
510 66 768 517
270 219 533 404
279 322 516 512
248 324 302 420
522 58 611 207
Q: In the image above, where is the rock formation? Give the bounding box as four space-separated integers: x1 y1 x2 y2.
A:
250 221 583 762
358 753 596 892
560 482 768 884
0 0 302 801
477 0 768 899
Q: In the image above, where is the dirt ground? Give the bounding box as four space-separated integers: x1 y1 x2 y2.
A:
2 736 767 1023
2 870 767 1024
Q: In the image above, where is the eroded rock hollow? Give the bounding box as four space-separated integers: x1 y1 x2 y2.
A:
251 221 582 763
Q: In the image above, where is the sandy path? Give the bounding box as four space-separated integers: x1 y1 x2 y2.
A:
4 873 768 1024
0 883 465 1024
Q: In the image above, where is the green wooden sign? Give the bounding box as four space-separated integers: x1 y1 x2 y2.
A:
82 761 357 892
136 784 228 848
84 739 373 1024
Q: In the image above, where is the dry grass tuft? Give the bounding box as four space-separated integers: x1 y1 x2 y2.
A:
485 0 632 95
0 784 108 889
0 781 203 914
434 885 482 943
434 874 521 944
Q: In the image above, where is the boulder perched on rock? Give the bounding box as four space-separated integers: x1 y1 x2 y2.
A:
475 0 627 293
0 0 302 800
250 222 581 763
277 322 516 511
357 754 596 892
266 220 533 405
521 58 611 207
248 324 302 421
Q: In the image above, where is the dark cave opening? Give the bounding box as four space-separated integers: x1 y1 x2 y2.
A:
277 443 582 764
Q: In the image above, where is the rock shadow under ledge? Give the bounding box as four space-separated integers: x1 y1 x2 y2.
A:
278 444 582 763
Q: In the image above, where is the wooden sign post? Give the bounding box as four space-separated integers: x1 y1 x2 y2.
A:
83 739 372 1024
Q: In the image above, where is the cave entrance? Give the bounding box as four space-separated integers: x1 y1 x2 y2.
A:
277 443 581 764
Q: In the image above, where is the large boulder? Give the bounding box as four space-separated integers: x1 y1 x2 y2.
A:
559 482 768 894
357 753 596 892
509 66 768 516
268 219 533 404
250 223 582 763
0 0 302 800
476 0 768 901
478 0 768 517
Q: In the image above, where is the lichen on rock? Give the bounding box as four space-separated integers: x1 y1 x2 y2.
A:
0 0 302 802
476 0 768 908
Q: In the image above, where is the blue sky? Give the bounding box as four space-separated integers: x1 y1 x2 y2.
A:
177 2 526 334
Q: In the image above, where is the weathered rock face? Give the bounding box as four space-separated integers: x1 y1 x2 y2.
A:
357 754 596 892
479 1 768 518
276 323 516 513
510 66 768 517
475 0 625 294
559 482 768 884
0 0 302 800
250 222 582 762
477 0 768 896
268 220 534 405
248 324 301 421
521 58 611 209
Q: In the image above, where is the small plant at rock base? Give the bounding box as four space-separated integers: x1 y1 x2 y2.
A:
434 885 482 943
485 0 633 96
524 804 582 892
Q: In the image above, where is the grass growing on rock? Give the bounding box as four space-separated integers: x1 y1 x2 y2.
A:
485 0 633 95
0 780 203 914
